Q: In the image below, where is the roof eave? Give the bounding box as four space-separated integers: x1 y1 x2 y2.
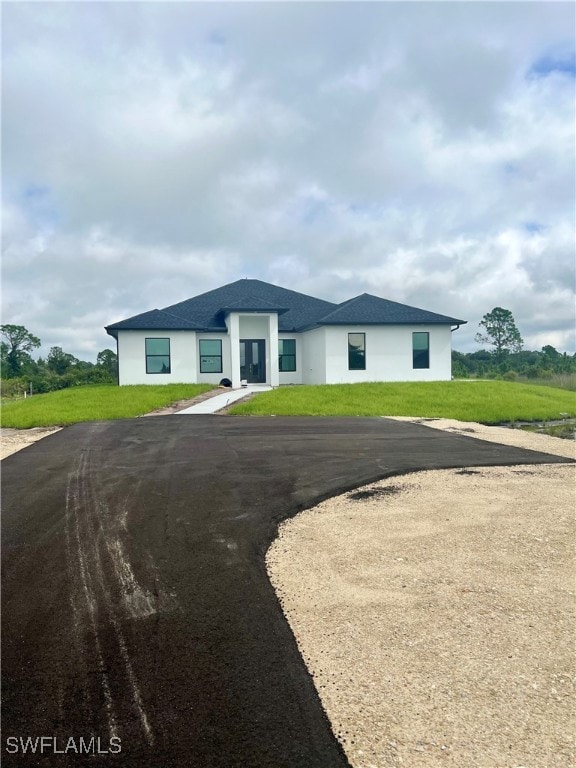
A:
218 307 290 317
318 319 467 326
105 324 207 332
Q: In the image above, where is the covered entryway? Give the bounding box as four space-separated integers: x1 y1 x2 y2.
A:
226 312 279 389
240 339 266 383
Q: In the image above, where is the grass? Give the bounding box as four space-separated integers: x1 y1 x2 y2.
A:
230 381 576 424
2 380 575 430
518 422 576 440
0 383 213 428
517 373 576 391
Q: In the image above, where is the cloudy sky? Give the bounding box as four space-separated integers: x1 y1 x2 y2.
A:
2 1 575 361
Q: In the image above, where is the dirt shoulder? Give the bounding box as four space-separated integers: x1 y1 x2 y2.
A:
390 415 575 459
0 426 62 461
267 422 575 768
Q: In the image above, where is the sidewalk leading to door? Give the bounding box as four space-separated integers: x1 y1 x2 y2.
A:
175 385 273 414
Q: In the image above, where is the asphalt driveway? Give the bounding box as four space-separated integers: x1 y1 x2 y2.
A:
2 416 571 767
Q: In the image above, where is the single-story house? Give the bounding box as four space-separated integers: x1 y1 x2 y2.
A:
105 278 466 387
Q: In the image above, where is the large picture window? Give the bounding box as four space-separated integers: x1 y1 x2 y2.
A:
199 339 223 373
278 339 296 372
413 332 430 369
348 333 366 370
146 338 171 374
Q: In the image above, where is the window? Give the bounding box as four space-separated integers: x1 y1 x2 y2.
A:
413 332 430 369
146 338 171 374
278 339 296 372
348 333 366 370
199 339 222 373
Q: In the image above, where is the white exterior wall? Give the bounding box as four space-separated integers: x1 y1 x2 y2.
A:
238 315 270 339
278 333 303 385
323 325 453 383
301 327 327 384
117 330 198 385
116 322 454 386
196 333 231 385
268 314 280 388
226 314 241 388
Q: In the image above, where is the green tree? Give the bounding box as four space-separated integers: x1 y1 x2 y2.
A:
96 348 118 377
475 307 523 361
0 324 41 378
541 344 560 359
451 351 472 378
46 346 79 375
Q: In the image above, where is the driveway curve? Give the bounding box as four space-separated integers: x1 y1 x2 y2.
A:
1 416 572 767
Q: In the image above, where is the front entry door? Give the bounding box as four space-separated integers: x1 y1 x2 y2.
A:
240 339 266 383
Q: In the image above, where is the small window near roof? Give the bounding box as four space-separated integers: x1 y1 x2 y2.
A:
413 332 430 369
199 339 223 373
348 333 366 370
146 338 171 374
278 339 296 372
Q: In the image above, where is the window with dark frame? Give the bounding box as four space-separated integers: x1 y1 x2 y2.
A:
412 331 430 369
278 339 296 372
145 338 171 374
348 332 366 370
199 339 223 373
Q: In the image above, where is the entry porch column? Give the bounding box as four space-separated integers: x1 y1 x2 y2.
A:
268 313 279 388
228 313 241 389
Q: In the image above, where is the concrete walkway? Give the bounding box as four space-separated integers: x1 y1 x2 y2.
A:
175 384 272 414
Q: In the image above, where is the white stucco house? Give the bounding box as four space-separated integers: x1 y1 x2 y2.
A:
105 279 466 387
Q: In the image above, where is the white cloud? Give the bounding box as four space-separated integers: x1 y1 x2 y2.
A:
2 1 574 360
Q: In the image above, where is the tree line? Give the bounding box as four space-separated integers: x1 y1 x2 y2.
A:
452 346 576 380
453 307 576 380
1 324 117 396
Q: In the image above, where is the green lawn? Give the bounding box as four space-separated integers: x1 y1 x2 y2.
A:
0 384 213 428
230 381 576 424
2 380 575 430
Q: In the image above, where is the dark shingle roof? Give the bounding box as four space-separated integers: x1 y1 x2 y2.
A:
106 308 203 333
217 295 289 315
160 279 337 332
106 279 466 336
316 293 466 326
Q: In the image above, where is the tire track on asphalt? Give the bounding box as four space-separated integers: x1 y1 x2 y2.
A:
64 448 158 746
6 416 572 767
65 449 118 742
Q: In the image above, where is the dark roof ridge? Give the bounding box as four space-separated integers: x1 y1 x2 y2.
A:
317 292 466 326
159 278 338 332
163 277 330 310
334 293 369 306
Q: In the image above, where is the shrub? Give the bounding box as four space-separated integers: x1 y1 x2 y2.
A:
1 377 29 399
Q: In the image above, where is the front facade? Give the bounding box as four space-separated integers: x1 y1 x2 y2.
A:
105 279 466 387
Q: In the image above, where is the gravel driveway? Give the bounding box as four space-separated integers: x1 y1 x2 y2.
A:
268 421 575 768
